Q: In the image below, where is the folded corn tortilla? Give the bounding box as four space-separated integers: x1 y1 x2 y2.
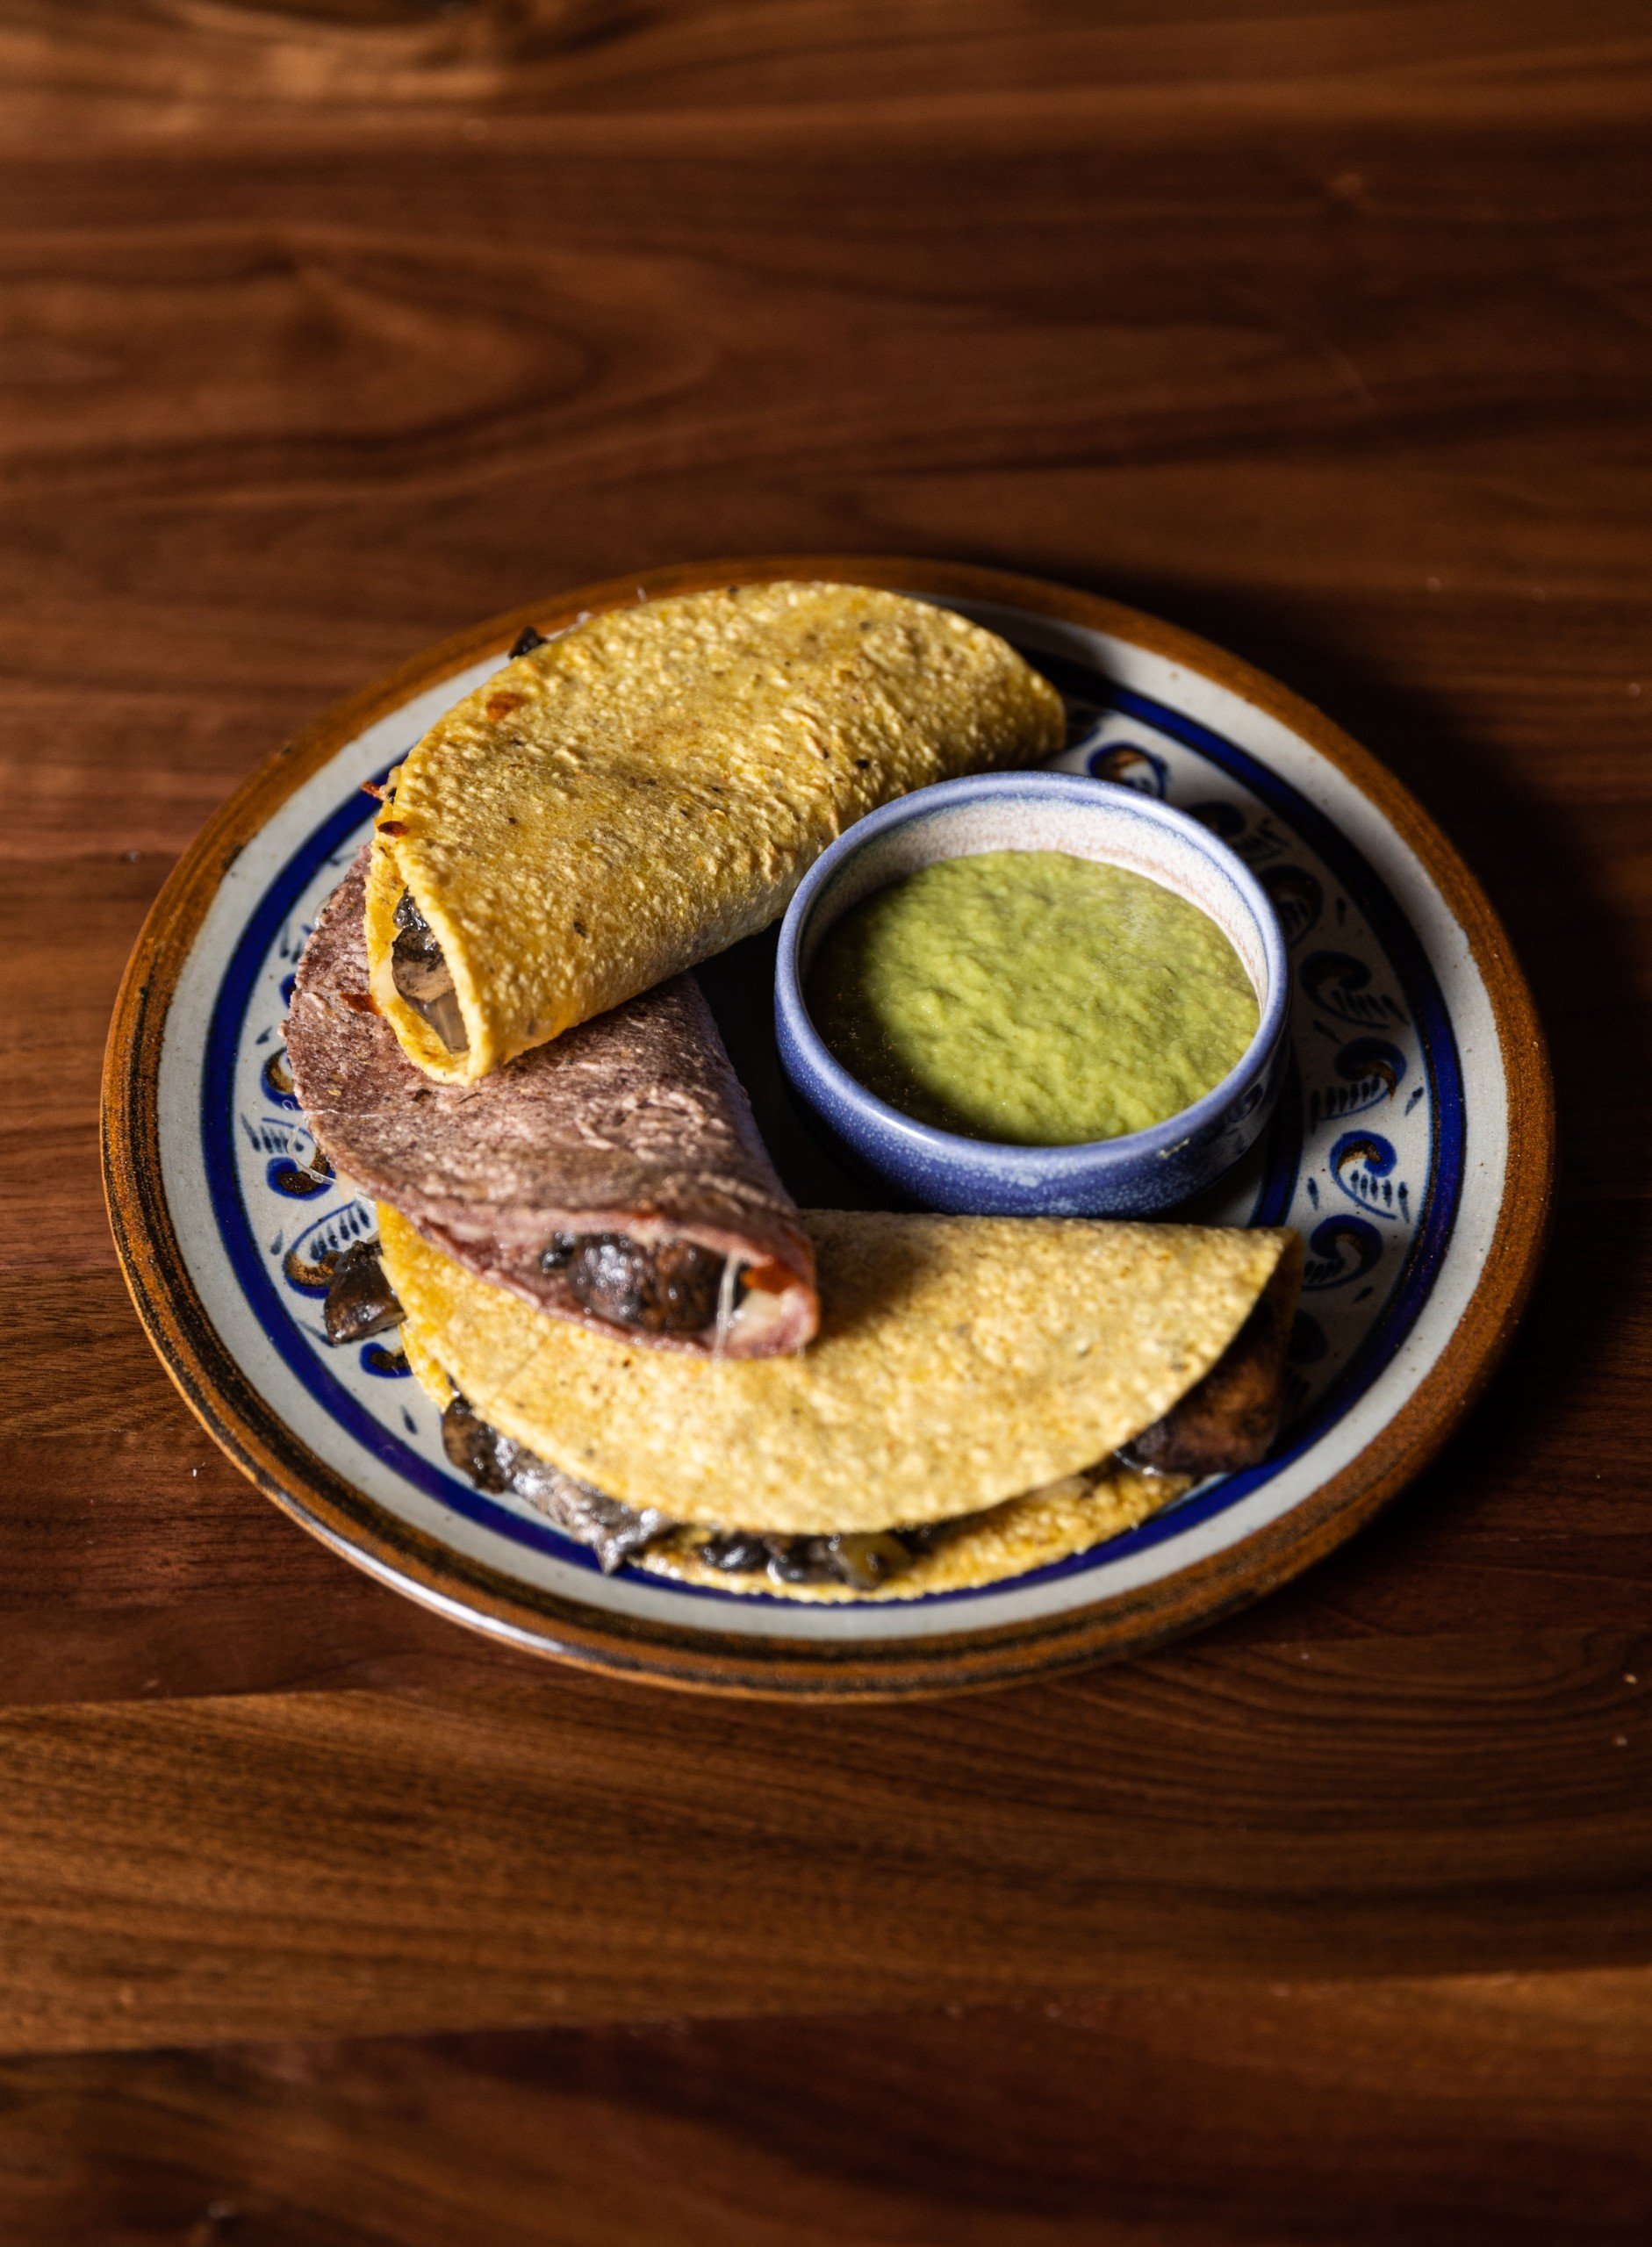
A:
365 583 1066 1082
404 1294 1196 1602
379 1203 1298 1537
636 1465 1192 1602
286 851 817 1355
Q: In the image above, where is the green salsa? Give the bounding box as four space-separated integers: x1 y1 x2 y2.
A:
807 850 1259 1145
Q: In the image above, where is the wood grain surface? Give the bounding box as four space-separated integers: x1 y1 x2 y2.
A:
6 1980 1652 2247
3 0 1650 2234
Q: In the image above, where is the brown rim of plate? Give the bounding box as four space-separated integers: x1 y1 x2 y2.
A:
101 556 1555 1700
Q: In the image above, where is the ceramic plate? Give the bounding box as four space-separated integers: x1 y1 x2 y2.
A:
104 557 1552 1698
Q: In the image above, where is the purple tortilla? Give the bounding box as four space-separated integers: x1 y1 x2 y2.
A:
285 851 818 1356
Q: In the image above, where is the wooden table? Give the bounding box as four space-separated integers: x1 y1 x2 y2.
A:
3 3 1648 2236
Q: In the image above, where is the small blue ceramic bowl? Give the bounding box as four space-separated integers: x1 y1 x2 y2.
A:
774 772 1290 1217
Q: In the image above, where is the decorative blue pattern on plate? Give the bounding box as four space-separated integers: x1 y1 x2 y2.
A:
198 622 1462 1616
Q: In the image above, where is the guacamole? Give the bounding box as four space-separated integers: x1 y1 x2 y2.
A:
806 850 1259 1145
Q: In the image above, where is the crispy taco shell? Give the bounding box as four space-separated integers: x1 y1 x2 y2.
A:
638 1467 1190 1601
379 1204 1301 1536
399 1321 1194 1600
365 583 1065 1081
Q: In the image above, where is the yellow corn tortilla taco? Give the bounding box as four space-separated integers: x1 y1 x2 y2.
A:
634 1462 1194 1603
379 1206 1302 1573
407 1294 1198 1603
365 583 1065 1082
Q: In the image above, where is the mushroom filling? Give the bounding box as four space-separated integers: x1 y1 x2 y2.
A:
356 1260 1293 1587
440 1395 671 1574
432 1292 1292 1587
391 890 468 1054
693 1525 953 1592
437 1394 952 1588
1118 1260 1295 1476
539 1231 730 1335
321 1240 404 1346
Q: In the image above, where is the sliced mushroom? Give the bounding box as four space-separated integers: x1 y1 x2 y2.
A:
539 1231 729 1335
440 1395 671 1573
698 1526 919 1591
695 1531 772 1576
390 890 468 1054
1121 1258 1296 1476
440 1392 516 1493
803 1532 912 1592
322 1240 403 1346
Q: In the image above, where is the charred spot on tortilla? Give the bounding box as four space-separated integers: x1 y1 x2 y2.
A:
440 1394 669 1573
1120 1253 1296 1476
321 1239 403 1346
508 625 548 658
390 889 467 1054
536 1231 728 1335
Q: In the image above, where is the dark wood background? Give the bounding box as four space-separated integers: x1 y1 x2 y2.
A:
3 1 1650 2237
